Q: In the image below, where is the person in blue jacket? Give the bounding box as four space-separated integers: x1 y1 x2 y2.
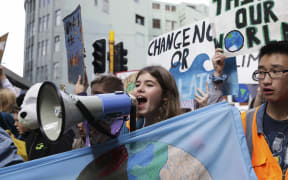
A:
0 126 23 168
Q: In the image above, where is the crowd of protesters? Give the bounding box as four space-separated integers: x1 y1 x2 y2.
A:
1 40 288 179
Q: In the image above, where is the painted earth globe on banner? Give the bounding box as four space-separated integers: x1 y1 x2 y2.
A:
77 142 212 179
224 30 244 52
232 84 250 103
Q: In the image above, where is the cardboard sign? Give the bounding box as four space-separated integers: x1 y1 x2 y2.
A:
210 0 288 57
0 33 8 64
116 70 139 93
147 18 238 107
63 5 85 84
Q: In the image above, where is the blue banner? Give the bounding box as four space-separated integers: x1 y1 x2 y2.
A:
0 103 257 180
63 5 85 84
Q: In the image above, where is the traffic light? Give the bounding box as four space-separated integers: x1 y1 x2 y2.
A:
92 39 106 73
114 42 128 73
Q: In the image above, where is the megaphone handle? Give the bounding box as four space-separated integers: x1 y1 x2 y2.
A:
130 104 136 132
75 100 117 138
84 121 91 147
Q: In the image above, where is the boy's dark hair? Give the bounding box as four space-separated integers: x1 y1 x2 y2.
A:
90 75 124 93
259 41 288 60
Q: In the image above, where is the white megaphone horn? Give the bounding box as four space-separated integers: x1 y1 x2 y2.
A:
36 81 136 142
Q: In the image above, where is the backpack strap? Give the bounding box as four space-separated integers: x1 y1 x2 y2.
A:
245 108 256 159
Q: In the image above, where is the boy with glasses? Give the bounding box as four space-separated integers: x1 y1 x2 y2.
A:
242 41 288 179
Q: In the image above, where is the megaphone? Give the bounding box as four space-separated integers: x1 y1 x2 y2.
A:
37 81 136 142
18 83 42 130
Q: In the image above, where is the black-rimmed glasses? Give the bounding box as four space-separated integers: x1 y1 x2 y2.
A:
252 70 288 81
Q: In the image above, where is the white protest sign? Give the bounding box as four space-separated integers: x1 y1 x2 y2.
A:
147 18 214 71
147 18 215 107
236 52 258 84
210 0 288 57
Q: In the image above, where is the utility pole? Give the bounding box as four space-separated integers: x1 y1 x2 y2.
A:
109 31 115 73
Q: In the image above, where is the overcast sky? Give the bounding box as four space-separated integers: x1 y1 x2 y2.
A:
0 0 25 76
0 0 209 77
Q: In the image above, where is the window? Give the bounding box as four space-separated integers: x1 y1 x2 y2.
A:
40 66 44 81
102 0 109 14
25 47 29 60
41 41 45 56
134 0 140 3
32 0 35 12
55 9 61 26
43 14 49 31
27 21 35 37
37 42 41 57
26 1 30 12
36 67 40 81
44 65 48 80
166 20 177 31
135 14 144 26
39 0 46 8
29 44 34 60
39 0 50 8
38 17 42 32
27 0 36 13
153 19 160 29
171 6 176 12
94 0 98 6
32 21 36 35
54 36 60 52
165 5 170 11
28 21 36 36
42 40 49 56
152 3 160 9
46 14 49 30
53 62 60 80
38 15 49 32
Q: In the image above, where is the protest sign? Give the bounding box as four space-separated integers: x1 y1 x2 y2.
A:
0 33 8 64
0 102 257 180
63 5 85 84
210 0 288 57
116 70 139 93
236 52 258 84
147 18 238 107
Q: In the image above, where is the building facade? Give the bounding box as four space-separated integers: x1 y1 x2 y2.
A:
150 1 208 39
23 0 207 92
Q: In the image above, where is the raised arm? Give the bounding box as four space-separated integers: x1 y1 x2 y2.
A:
194 49 227 109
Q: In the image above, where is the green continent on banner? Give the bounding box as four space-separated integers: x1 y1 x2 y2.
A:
126 142 168 179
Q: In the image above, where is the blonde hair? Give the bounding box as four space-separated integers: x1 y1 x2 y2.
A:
0 88 17 113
